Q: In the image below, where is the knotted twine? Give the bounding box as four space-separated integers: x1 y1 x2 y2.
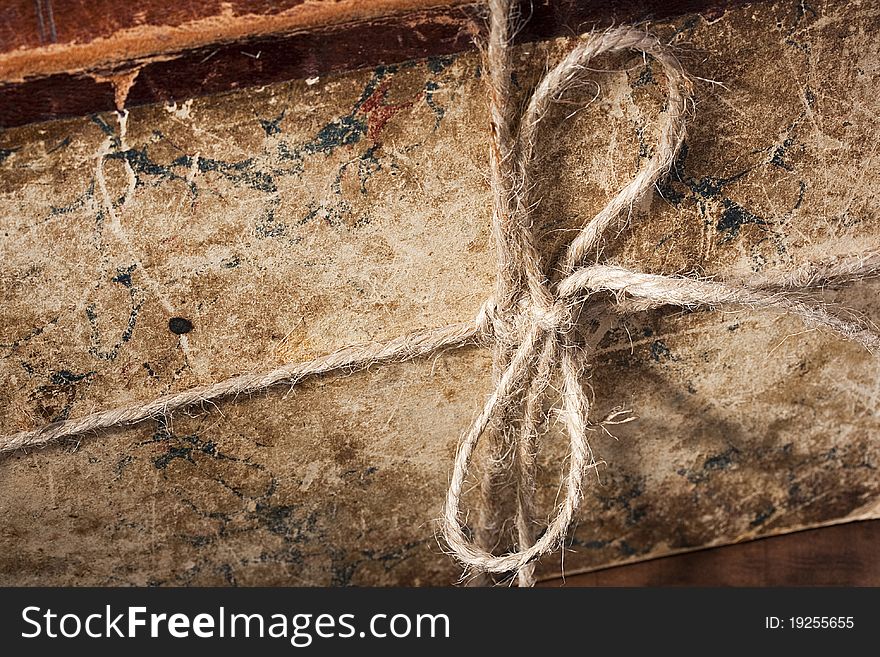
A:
2 0 879 587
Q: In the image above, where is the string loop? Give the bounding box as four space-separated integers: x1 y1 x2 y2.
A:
439 0 879 587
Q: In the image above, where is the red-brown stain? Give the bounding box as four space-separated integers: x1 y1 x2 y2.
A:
358 79 415 141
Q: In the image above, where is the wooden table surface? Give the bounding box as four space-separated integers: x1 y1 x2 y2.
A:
540 520 880 586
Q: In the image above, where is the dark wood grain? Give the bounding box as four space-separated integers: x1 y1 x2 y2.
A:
539 521 880 586
0 0 755 128
0 0 309 51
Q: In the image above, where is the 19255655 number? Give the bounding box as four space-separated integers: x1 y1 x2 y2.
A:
765 616 854 630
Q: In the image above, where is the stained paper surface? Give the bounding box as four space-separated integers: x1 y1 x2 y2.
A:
1 0 878 584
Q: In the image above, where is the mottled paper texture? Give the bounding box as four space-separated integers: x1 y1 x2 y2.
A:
1 0 879 584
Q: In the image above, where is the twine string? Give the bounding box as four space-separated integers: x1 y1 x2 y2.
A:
441 0 879 585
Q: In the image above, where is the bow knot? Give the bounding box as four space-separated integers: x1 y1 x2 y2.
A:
441 4 696 587
441 3 879 588
529 296 572 334
476 287 574 348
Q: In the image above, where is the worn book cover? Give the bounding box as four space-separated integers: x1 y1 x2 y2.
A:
1 0 878 584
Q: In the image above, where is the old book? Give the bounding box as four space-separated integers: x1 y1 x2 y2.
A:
0 0 878 585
